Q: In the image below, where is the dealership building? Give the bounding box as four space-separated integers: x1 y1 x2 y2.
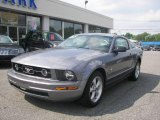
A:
0 0 113 43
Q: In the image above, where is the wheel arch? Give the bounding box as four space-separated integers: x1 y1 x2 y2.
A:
86 67 107 87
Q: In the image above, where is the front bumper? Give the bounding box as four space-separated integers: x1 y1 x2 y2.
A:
8 69 85 101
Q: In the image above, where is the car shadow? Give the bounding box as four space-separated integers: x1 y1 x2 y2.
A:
0 63 12 69
25 73 160 116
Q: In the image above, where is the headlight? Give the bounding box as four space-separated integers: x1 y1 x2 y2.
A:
19 48 24 54
55 70 77 81
14 64 19 71
64 70 75 81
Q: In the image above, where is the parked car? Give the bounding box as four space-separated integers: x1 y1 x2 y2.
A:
152 45 160 51
8 33 143 107
129 39 143 50
143 45 151 51
0 35 24 63
20 31 64 52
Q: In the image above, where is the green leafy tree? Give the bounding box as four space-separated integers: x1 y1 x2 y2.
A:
154 33 160 41
133 32 150 41
125 33 134 39
145 35 156 41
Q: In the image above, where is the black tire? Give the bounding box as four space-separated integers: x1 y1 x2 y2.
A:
80 71 104 107
129 61 141 81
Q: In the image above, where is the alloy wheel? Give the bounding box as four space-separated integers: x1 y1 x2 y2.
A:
135 63 140 79
89 76 103 103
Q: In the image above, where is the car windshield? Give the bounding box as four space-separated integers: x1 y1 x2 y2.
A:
0 36 13 44
58 35 112 52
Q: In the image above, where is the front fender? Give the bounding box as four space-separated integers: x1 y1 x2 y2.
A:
81 60 104 82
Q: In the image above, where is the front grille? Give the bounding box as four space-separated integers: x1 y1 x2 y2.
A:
12 63 51 78
10 82 48 97
9 49 19 55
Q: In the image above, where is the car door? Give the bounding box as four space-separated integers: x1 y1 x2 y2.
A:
107 37 133 80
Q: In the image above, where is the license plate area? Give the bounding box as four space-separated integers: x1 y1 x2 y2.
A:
0 49 9 55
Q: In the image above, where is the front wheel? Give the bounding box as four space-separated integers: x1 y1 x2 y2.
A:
80 72 104 107
129 62 141 81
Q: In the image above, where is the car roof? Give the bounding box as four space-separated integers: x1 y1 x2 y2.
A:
76 33 125 38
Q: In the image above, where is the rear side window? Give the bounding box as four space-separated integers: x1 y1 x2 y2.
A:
115 38 129 50
43 32 63 41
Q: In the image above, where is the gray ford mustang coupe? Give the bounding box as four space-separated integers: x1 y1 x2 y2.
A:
8 33 143 107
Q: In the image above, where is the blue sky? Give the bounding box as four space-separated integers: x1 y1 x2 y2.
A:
60 0 160 35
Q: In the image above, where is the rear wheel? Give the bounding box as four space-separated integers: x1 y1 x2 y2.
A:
129 62 140 81
80 71 104 107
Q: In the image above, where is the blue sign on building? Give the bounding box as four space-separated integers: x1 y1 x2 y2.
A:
2 0 37 9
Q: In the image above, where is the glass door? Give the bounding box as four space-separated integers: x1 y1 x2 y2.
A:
0 25 7 35
18 27 26 46
9 26 18 42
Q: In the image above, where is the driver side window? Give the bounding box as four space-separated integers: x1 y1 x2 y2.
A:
115 38 129 50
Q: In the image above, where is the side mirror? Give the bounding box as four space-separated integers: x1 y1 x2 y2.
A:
113 46 127 53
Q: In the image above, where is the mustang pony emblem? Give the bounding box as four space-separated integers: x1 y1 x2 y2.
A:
23 66 34 74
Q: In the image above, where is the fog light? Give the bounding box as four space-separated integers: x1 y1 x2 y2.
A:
64 70 75 81
41 69 48 77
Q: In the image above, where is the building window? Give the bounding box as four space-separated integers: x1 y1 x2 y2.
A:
18 14 26 26
64 22 74 39
74 24 83 34
101 28 109 33
0 26 7 35
89 25 109 33
50 19 62 36
27 16 41 31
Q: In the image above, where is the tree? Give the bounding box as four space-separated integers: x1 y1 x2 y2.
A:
124 33 134 39
123 32 160 42
154 33 160 41
145 35 156 41
134 32 150 41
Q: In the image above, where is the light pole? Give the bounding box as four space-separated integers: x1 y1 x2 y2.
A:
85 0 88 8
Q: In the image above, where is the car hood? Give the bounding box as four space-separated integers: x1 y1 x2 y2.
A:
12 48 103 69
0 43 21 49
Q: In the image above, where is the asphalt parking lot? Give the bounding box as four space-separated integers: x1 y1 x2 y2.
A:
0 51 160 120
